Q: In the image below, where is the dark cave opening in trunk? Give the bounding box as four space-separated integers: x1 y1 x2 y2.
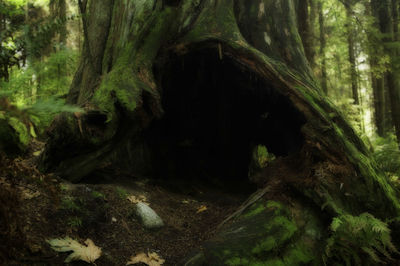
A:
147 47 306 193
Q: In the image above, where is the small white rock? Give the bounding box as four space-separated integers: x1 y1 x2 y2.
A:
135 202 164 229
111 217 117 223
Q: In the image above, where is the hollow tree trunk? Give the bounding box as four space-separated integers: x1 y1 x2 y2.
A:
41 0 400 264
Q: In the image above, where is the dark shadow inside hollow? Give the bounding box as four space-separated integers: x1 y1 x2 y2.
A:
147 47 305 191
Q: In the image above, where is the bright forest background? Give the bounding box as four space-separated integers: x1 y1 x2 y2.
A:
2 0 400 181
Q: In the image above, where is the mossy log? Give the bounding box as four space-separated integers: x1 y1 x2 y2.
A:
0 98 30 155
41 0 400 264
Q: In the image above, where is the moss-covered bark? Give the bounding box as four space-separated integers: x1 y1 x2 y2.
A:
0 99 31 155
41 0 400 264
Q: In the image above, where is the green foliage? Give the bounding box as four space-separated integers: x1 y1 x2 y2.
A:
248 145 275 177
8 116 30 146
25 13 77 59
25 97 81 114
0 1 25 79
254 145 275 168
0 0 81 143
60 196 81 212
372 134 400 180
115 187 128 199
1 48 78 102
333 98 363 134
0 94 82 141
91 191 106 200
67 216 83 228
0 47 80 137
60 196 86 229
59 183 69 191
324 213 397 265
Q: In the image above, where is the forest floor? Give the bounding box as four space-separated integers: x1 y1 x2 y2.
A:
0 141 250 265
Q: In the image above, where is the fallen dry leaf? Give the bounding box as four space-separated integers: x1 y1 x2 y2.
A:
196 205 208 213
47 237 101 263
316 142 322 150
126 252 165 266
0 177 10 188
21 188 40 200
127 194 148 204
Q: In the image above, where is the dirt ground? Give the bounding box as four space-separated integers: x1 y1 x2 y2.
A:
0 141 251 265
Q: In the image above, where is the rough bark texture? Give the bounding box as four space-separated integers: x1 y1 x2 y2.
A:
41 0 400 264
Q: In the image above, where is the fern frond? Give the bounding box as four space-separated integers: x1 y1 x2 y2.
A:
325 213 396 265
361 247 382 263
331 217 343 231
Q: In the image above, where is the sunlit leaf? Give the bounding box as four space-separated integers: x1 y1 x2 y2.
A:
47 237 101 263
126 252 165 266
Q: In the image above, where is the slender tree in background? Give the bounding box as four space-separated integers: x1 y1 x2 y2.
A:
297 0 317 69
344 0 360 105
318 0 328 94
50 0 67 47
389 0 400 144
367 0 387 137
372 0 400 146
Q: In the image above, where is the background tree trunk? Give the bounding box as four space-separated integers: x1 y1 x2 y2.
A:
373 0 400 145
389 0 400 145
345 0 360 105
40 0 400 264
372 72 386 136
367 0 387 136
50 0 67 46
318 0 328 94
297 0 316 68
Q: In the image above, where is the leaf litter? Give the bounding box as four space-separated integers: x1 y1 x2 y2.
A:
47 237 102 263
126 252 165 266
0 144 246 265
196 205 208 213
127 194 148 204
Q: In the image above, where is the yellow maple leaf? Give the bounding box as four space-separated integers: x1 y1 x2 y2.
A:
47 237 101 263
196 205 208 213
126 252 165 266
127 194 148 204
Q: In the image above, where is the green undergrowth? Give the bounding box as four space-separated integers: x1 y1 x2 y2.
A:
213 200 315 266
0 46 80 144
58 191 110 231
0 96 82 156
324 213 397 265
115 187 128 199
211 199 399 265
372 134 400 181
59 195 85 230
